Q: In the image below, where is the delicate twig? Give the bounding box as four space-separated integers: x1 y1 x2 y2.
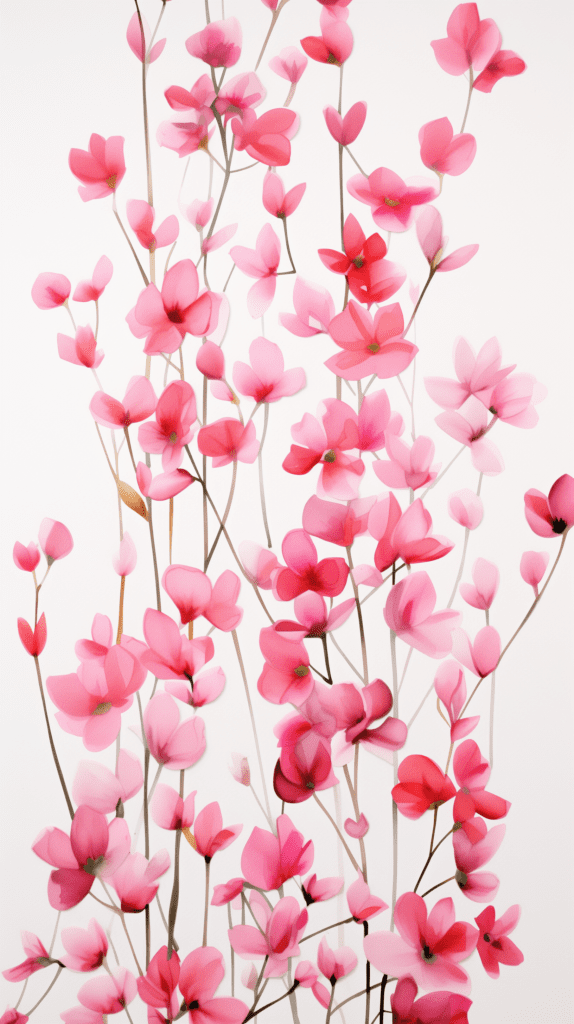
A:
33 656 74 819
232 630 274 828
460 68 474 133
313 793 360 872
24 965 64 1016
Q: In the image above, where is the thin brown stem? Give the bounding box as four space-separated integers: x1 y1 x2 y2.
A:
24 965 63 1016
34 657 74 818
300 917 354 943
460 68 474 133
313 793 360 872
347 546 368 685
113 196 149 285
116 575 126 644
203 857 211 946
167 771 184 959
205 459 237 569
421 876 456 899
232 630 274 826
258 404 272 547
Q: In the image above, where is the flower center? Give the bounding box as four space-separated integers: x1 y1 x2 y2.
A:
169 431 178 443
167 308 185 324
106 174 117 190
421 944 437 964
367 342 380 353
36 957 52 967
353 255 365 268
552 517 567 534
383 197 399 207
326 53 341 65
483 933 491 942
93 702 112 715
323 449 337 463
188 1002 200 1011
84 855 105 876
456 869 468 889
294 664 309 677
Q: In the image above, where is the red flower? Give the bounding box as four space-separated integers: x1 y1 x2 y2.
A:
392 754 456 820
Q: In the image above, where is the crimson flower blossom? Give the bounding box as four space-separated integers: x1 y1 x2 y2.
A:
258 627 314 705
90 374 157 429
214 71 265 124
162 564 243 632
127 259 218 355
231 108 298 167
391 976 472 1024
273 724 337 802
431 4 501 76
375 434 439 491
283 398 364 500
197 418 259 467
143 691 206 769
384 573 460 658
303 494 375 547
32 271 71 309
109 851 170 913
73 255 113 303
126 12 166 63
474 905 524 978
230 223 281 317
269 45 308 83
241 813 313 890
348 167 438 233
454 817 505 902
331 678 407 765
474 49 527 92
39 517 73 563
13 541 40 572
520 550 549 595
186 17 242 67
319 214 406 307
272 529 349 601
369 495 453 572
280 277 335 337
426 335 515 410
126 200 178 252
17 615 47 657
365 892 478 994
452 625 501 678
436 397 504 475
434 661 479 744
191 801 242 861
317 937 357 984
262 172 306 219
72 749 142 814
229 893 307 977
392 755 456 820
273 590 355 642
452 740 511 822
33 805 130 910
324 101 367 145
301 15 353 66
416 206 479 273
138 379 196 471
61 919 108 973
419 117 477 177
69 134 126 201
524 473 574 537
459 558 499 610
347 872 388 923
2 934 55 983
233 336 305 404
58 325 104 369
326 301 416 381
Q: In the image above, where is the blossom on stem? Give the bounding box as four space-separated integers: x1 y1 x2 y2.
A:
258 627 314 705
138 380 197 472
179 946 248 1022
197 418 259 467
239 541 280 588
241 813 314 890
229 893 308 977
390 976 472 1024
323 101 367 145
90 375 156 429
434 661 479 743
137 463 195 501
61 919 108 972
2 933 54 982
137 946 180 1021
436 397 504 475
385 572 461 658
13 540 41 572
347 872 388 922
58 325 104 369
157 110 214 158
326 301 416 381
32 271 71 310
126 200 179 252
127 260 218 355
230 224 281 317
369 495 453 572
303 873 343 904
392 754 456 819
419 117 477 176
430 4 501 76
426 336 515 411
152 783 196 831
215 72 265 124
233 337 305 403
375 434 439 491
262 172 306 219
347 167 438 233
72 750 142 814
485 373 545 428
474 49 527 92
452 740 511 822
274 591 355 641
317 937 357 983
231 108 298 167
519 550 549 595
273 529 349 601
191 801 242 861
196 340 224 380
17 615 47 657
454 817 505 902
279 277 335 337
452 625 501 677
69 134 126 201
303 494 375 547
416 206 478 273
319 215 406 307
76 968 137 1014
109 851 170 913
301 16 353 65
474 905 524 978
73 256 113 302
112 533 137 577
459 558 499 610
186 18 242 68
143 690 206 769
283 398 364 499
269 46 308 83
331 678 407 765
126 12 166 63
448 489 484 530
38 518 73 563
524 474 574 537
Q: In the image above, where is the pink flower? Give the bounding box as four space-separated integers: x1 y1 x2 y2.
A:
474 905 524 978
229 894 308 977
324 101 367 145
202 223 238 254
347 872 388 923
230 224 281 317
90 375 157 429
138 380 197 472
126 200 179 252
212 878 244 907
419 117 477 177
436 397 504 475
331 678 407 765
280 276 335 337
192 801 242 861
72 750 142 814
33 805 130 910
2 933 54 982
344 814 369 839
13 540 41 572
485 373 546 428
157 111 214 158
143 691 206 769
448 489 484 530
137 946 180 1020
258 627 314 705
231 108 298 167
262 172 306 219
17 615 47 657
374 434 439 491
215 71 265 124
426 335 515 410
69 134 126 201
127 260 218 355
126 12 166 63
520 550 549 596
179 946 247 1022
32 271 71 309
454 817 505 902
186 18 242 68
74 614 144 665
385 572 461 658
365 893 478 994
197 418 259 467
38 518 73 563
274 591 355 642
434 661 479 744
184 196 214 229
240 541 280 589
269 46 308 84
524 474 574 537
348 167 438 233
61 919 108 972
283 398 364 500
112 533 137 577
317 937 357 982
392 755 456 820
474 49 526 92
162 565 242 632
233 337 305 404
273 726 336 803
452 625 501 677
301 17 353 66
152 783 196 831
196 340 224 380
326 301 416 381
303 874 343 904
76 967 137 1013
452 740 511 822
303 494 375 547
370 495 453 572
416 206 478 272
73 256 113 303
137 462 195 501
273 529 349 601
320 215 406 307
242 813 313 891
459 558 499 610
109 851 170 913
165 74 215 116
58 325 104 369
431 4 501 76
390 976 472 1024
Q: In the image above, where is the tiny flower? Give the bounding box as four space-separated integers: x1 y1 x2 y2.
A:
17 615 47 657
69 134 126 202
13 541 41 572
448 489 484 530
73 256 113 303
32 272 71 309
38 518 73 564
186 18 242 68
519 550 549 596
269 46 308 84
474 905 524 978
57 325 104 369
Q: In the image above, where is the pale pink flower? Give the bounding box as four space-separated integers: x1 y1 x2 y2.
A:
186 18 242 68
73 256 113 302
61 919 108 972
347 872 388 923
459 558 499 610
152 783 196 830
384 571 461 658
77 967 137 1013
324 101 367 145
214 72 265 124
431 4 501 76
229 893 307 977
374 434 439 491
348 167 438 233
165 74 215 115
303 874 344 904
136 462 195 501
326 301 417 381
184 197 214 229
279 277 335 337
157 111 214 158
344 814 369 838
38 518 73 563
419 117 476 176
268 46 308 83
2 933 53 982
239 541 280 589
452 625 501 677
303 494 375 547
317 937 357 982
126 200 179 252
69 134 126 202
425 336 515 410
196 340 224 380
58 325 104 369
233 337 305 403
126 12 166 63
230 224 281 318
448 489 484 530
202 223 237 254
229 753 250 786
519 550 549 595
262 172 306 219
112 533 137 577
485 373 546 428
434 661 479 743
72 750 143 814
242 814 313 891
143 691 206 769
416 206 478 272
90 375 157 429
32 271 71 309
436 397 504 475
110 851 170 913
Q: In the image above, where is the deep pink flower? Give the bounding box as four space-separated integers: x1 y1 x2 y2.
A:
454 817 505 902
192 801 242 861
524 474 574 537
179 946 247 1022
215 71 265 124
431 4 501 76
331 678 407 765
230 224 281 317
434 661 479 744
33 805 130 910
0 1015 28 1024
229 894 308 977
323 102 367 145
375 434 439 491
17 614 47 657
448 489 484 530
390 975 472 1024
241 813 314 890
326 301 416 381
231 108 298 167
69 134 126 201
126 12 166 63
303 873 343 904
416 206 478 273
126 200 178 253
32 271 71 310
61 919 108 972
320 215 406 307
73 256 113 303
58 325 104 369
258 627 314 705
152 783 196 831
303 494 375 547
273 724 337 803
392 755 456 819
459 558 499 610
436 397 504 475
72 749 142 814
138 380 197 472
283 398 364 499
301 17 353 66
197 418 259 467
365 893 478 994
475 905 523 978
317 937 357 983
452 625 501 677
233 337 305 404
109 851 170 913
348 167 438 233
520 550 549 595
273 529 349 601
426 335 515 410
2 933 54 982
268 46 308 83
77 967 137 1013
137 946 180 1020
13 540 41 572
143 691 206 769
127 260 218 355
474 49 527 92
279 277 335 337
186 18 242 67
262 172 306 219
419 117 476 177
38 518 73 563
90 375 157 429
347 872 388 923
370 495 453 572
452 740 511 822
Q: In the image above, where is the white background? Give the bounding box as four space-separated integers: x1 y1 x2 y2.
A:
1 0 573 1021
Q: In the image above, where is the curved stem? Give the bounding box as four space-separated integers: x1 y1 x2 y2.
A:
116 575 126 644
206 459 237 569
300 917 354 944
254 0 290 71
232 630 274 828
258 404 272 547
112 195 148 285
167 771 184 959
413 807 438 893
404 268 434 335
313 793 360 872
460 68 474 133
24 964 63 1016
202 857 211 946
447 527 470 608
34 657 74 819
421 875 456 899
146 498 162 610
133 0 153 207
343 762 367 880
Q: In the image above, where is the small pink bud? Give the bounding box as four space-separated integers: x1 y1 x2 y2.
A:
229 752 250 786
38 518 74 564
241 964 259 991
448 489 484 530
197 341 225 380
520 550 549 596
112 533 137 576
185 198 214 229
344 814 369 838
13 541 41 572
17 614 47 656
31 272 71 310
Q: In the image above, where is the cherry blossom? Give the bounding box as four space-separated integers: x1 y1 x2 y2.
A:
229 893 307 976
459 557 499 610
436 397 504 475
274 591 355 641
425 336 515 410
157 110 214 158
319 214 406 306
347 167 438 233
303 873 343 904
419 117 477 176
273 724 337 803
152 783 196 831
374 434 439 491
385 572 461 658
431 4 501 76
69 134 126 201
241 813 314 890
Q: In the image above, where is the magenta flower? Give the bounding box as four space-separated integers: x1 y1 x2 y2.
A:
90 374 157 429
348 167 438 233
72 749 142 814
126 200 179 252
127 259 217 355
233 337 305 404
32 271 71 310
431 4 501 76
229 893 308 977
273 529 349 601
452 625 501 678
143 691 206 770
61 919 108 972
452 740 511 822
73 255 113 303
258 626 314 705
33 805 130 910
126 12 166 63
58 325 104 369
303 494 375 547
416 206 479 273
317 937 357 983
436 397 504 475
230 224 281 317
324 101 367 145
370 495 453 572
520 550 549 596
137 946 180 1021
186 17 242 68
365 892 478 994
138 380 197 472
448 488 484 530
283 398 364 500
274 591 355 642
13 541 40 572
76 967 137 1015
459 558 499 610
231 108 298 167
69 134 126 201
38 517 73 563
303 873 343 904
197 418 259 467
454 816 505 902
474 905 524 978
269 46 308 84
280 277 335 337
419 117 477 177
2 933 54 982
320 215 406 307
179 946 247 1023
152 783 196 831
192 801 242 861
392 755 456 820
262 172 306 219
17 614 47 657
426 335 515 410
241 813 314 891
524 474 574 537
347 872 388 923
109 850 170 913
474 49 527 92
301 16 353 66
215 71 265 124
326 301 416 381
374 434 439 491
391 976 472 1024
331 678 407 765
273 721 337 803
434 661 479 744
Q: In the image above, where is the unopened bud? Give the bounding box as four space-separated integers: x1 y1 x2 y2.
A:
230 753 250 786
